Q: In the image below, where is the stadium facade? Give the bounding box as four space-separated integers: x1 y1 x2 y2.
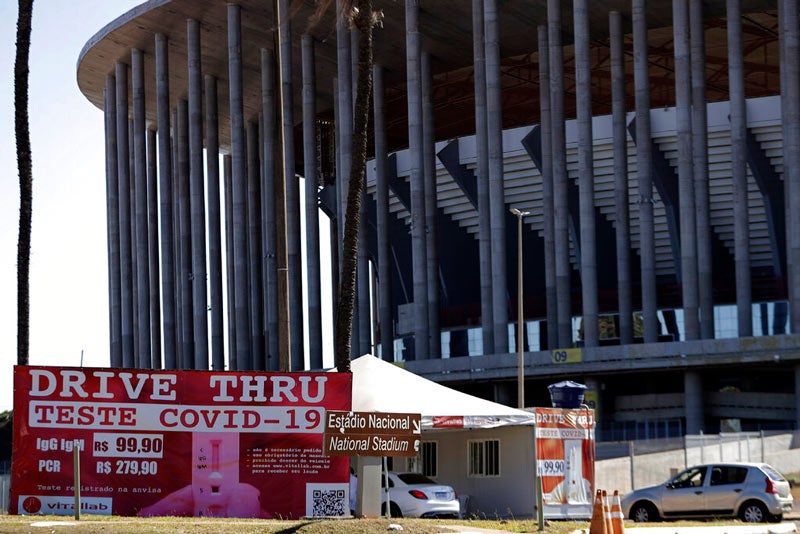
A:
77 0 800 440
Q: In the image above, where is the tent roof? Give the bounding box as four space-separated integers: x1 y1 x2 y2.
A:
348 354 536 429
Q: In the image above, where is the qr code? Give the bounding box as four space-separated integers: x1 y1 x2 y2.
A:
305 483 348 517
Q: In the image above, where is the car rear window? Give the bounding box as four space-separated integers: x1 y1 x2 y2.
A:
760 464 786 481
397 473 436 485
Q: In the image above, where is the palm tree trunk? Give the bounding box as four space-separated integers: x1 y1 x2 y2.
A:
15 0 34 366
334 0 375 372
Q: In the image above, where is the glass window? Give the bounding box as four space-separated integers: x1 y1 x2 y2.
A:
421 441 437 478
468 439 500 477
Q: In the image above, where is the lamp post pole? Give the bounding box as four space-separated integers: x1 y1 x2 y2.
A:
510 208 529 409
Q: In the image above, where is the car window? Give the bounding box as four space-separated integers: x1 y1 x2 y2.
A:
760 464 786 481
672 466 707 488
381 476 395 489
710 466 748 485
397 473 435 485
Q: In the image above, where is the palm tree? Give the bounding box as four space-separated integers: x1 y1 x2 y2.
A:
334 0 379 373
15 0 34 366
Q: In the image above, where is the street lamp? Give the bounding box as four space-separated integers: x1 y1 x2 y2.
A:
510 207 530 409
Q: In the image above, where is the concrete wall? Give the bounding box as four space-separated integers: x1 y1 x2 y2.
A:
596 432 800 495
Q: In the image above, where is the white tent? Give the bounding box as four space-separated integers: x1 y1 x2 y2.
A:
349 354 536 429
346 354 538 518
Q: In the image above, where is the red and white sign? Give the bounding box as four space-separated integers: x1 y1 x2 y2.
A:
11 366 352 518
534 407 595 518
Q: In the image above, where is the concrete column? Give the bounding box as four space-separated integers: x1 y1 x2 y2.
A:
205 75 224 371
782 0 800 332
278 0 303 369
548 0 572 348
473 0 494 354
223 155 237 370
172 109 182 368
228 3 251 370
129 119 139 365
115 62 134 368
690 0 714 339
247 121 265 370
146 128 161 369
484 0 509 354
610 12 633 345
302 35 324 369
574 0 598 347
187 19 209 370
538 25 558 351
406 0 430 359
633 0 659 343
155 33 176 370
674 0 699 340
373 64 393 362
353 24 369 358
104 76 122 368
422 52 441 358
261 48 279 371
727 0 752 337
684 370 704 434
177 99 194 369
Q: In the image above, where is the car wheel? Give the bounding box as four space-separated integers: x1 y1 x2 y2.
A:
630 501 659 523
738 500 768 523
381 502 403 518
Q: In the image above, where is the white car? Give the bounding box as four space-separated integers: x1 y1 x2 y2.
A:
381 472 460 518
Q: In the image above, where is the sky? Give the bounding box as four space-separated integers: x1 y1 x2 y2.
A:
0 1 163 412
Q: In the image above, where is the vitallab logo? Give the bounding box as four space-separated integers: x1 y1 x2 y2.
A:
18 495 112 515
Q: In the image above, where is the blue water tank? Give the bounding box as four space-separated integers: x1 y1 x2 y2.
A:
547 380 588 408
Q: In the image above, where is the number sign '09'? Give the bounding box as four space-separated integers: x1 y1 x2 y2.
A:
11 366 352 519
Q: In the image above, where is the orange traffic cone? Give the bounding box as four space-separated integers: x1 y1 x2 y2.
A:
589 489 607 534
602 490 614 534
610 490 625 534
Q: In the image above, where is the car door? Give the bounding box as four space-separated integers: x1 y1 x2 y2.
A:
704 465 748 516
660 466 708 517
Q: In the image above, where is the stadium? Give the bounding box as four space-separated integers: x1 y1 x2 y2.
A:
77 0 800 441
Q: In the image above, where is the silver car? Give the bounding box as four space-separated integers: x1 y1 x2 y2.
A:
381 472 460 518
621 462 793 523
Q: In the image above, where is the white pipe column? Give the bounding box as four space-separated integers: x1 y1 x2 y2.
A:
727 0 751 337
104 75 122 368
302 34 323 369
115 62 134 368
610 11 632 345
573 0 598 347
187 19 208 370
633 0 658 343
406 0 430 359
538 25 558 351
472 0 494 354
155 33 176 369
548 0 571 348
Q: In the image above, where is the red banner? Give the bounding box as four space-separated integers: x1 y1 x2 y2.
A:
535 407 595 509
11 366 352 518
